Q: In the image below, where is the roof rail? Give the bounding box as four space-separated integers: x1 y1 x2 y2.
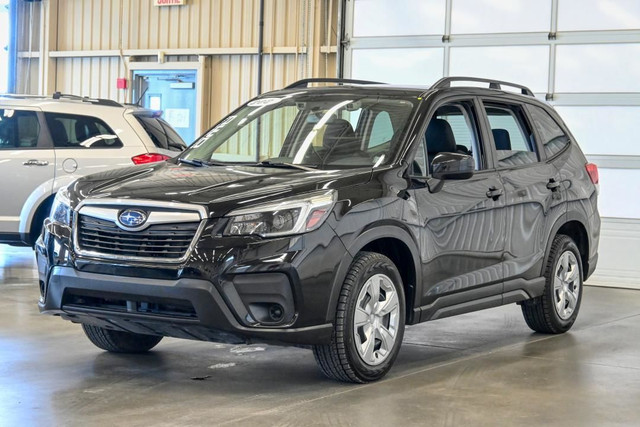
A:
52 92 123 107
284 78 384 89
0 93 49 99
431 77 535 97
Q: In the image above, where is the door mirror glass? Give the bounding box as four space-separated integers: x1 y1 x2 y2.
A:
431 152 474 180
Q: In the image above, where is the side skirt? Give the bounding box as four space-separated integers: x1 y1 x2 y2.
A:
416 277 545 322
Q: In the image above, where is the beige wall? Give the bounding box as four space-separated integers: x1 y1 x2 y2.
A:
16 0 338 131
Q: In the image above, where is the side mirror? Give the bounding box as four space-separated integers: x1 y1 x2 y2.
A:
431 152 474 181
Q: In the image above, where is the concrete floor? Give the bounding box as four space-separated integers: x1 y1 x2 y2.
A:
1 245 639 427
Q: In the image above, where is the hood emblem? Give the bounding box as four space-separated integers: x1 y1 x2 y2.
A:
118 209 148 228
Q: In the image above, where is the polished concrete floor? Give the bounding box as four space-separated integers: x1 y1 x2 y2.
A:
1 245 639 426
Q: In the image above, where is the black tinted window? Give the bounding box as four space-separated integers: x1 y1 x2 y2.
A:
45 113 123 149
527 104 570 158
135 115 186 152
0 109 40 149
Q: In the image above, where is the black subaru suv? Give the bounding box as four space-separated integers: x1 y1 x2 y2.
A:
37 77 600 383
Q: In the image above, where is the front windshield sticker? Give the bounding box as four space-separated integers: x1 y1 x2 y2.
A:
193 115 237 147
247 98 282 107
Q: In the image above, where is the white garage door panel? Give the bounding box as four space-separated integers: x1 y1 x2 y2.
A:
353 0 445 37
449 46 549 93
588 218 640 290
597 169 640 219
555 44 640 93
351 48 444 85
452 0 551 34
555 107 640 156
558 0 640 31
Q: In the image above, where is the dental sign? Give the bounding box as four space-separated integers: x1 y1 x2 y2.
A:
154 0 186 6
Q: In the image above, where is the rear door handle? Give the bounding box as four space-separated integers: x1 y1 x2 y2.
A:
22 159 49 166
547 178 561 192
486 187 503 201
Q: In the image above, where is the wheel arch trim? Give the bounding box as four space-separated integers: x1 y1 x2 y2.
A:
544 212 590 280
325 224 422 324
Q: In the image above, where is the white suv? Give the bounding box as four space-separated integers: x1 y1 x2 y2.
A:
0 93 187 246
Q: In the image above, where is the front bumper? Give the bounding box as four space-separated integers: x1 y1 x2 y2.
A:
40 266 332 345
37 218 349 346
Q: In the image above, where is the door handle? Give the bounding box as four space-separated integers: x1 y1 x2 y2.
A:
546 178 561 192
22 159 49 166
486 186 503 201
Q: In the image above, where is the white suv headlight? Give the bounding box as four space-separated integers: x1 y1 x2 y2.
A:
224 190 336 237
50 186 72 226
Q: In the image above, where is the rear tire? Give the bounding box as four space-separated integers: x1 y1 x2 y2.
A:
313 252 405 383
521 234 583 334
82 324 163 353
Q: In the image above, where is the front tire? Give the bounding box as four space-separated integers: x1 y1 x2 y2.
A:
313 252 405 383
521 234 583 334
82 324 163 353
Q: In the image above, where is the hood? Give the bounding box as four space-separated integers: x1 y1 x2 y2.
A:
70 161 372 217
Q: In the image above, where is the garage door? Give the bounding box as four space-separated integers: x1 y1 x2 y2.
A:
343 0 640 289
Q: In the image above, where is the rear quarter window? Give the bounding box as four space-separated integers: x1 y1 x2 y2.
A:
526 104 570 158
135 115 186 152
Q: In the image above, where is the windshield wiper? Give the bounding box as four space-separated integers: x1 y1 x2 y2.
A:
205 160 230 166
178 157 206 167
179 158 228 167
258 161 317 171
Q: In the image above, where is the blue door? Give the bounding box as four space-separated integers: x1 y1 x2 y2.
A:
133 70 197 144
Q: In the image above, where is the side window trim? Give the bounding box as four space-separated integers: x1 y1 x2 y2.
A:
473 97 496 170
521 102 548 162
36 111 54 149
478 97 542 170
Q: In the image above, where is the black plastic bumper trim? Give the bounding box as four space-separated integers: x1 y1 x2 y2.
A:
40 266 333 346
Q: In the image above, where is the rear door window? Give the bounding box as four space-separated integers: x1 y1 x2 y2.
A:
0 109 40 149
526 104 570 158
44 113 123 149
134 115 187 152
483 102 538 168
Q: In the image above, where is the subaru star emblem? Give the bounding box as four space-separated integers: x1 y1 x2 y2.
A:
118 209 148 228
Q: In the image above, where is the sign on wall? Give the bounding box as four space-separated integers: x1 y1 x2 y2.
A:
153 0 186 6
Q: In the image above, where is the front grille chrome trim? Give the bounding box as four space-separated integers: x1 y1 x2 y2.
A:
78 205 202 232
72 198 208 264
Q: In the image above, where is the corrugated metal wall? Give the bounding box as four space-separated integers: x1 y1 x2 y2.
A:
15 0 338 130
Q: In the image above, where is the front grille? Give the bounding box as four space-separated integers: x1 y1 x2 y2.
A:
77 215 200 260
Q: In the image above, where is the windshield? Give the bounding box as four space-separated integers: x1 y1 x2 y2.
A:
182 93 418 169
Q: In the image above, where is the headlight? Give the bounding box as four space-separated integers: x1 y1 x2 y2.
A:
224 191 336 237
50 187 72 226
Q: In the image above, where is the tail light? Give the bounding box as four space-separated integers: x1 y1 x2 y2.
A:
585 163 599 185
131 153 172 165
